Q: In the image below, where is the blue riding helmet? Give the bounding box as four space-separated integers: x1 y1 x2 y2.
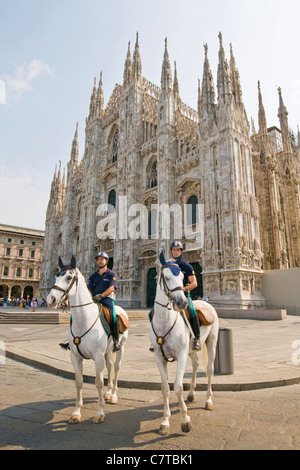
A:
95 251 109 261
170 241 183 250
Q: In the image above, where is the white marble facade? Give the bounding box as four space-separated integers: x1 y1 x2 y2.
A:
40 33 300 309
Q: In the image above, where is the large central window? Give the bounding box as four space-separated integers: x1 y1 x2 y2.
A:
187 195 199 225
112 130 119 163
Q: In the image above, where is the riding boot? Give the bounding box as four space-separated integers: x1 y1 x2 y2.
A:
111 319 121 352
189 314 201 351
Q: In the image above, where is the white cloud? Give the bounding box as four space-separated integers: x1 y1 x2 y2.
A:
0 80 6 104
4 59 55 103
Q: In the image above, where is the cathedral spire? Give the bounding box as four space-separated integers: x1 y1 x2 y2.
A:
201 43 215 115
123 41 132 86
161 37 172 91
133 32 142 80
88 77 97 120
96 71 104 117
217 32 232 103
71 122 79 163
278 87 292 153
198 78 202 118
173 61 179 98
230 43 242 106
258 81 268 135
57 160 61 181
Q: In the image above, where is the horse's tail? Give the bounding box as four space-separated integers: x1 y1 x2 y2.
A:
202 341 208 373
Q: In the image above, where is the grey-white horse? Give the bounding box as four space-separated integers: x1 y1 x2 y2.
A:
149 252 219 435
47 256 128 424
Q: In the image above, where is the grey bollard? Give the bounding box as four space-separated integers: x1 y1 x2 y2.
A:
214 328 234 375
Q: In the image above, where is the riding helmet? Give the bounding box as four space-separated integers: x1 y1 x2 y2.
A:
170 241 183 250
95 251 109 261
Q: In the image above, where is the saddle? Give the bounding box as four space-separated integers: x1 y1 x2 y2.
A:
149 305 214 327
100 304 129 333
183 305 215 326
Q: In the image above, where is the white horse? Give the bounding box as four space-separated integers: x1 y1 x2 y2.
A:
149 252 219 436
46 256 128 424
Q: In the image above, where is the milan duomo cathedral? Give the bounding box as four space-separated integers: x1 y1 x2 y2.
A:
40 33 300 309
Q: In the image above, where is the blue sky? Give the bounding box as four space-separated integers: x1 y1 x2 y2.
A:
1 0 300 230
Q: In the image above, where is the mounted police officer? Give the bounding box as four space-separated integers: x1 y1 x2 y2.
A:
59 252 121 353
88 252 121 352
170 241 201 351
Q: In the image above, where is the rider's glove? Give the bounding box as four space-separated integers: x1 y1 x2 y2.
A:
93 294 103 302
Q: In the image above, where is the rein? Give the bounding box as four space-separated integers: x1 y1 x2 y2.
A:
151 263 184 363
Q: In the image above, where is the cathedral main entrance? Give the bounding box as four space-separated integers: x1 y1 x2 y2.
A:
146 268 157 308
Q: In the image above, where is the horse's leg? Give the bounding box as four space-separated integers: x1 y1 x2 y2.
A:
174 353 192 433
155 355 171 436
205 330 218 411
110 341 125 404
104 351 113 402
69 351 83 424
93 353 106 423
187 350 199 403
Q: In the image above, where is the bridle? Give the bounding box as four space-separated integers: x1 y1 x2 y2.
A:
154 263 184 309
50 269 93 308
152 263 185 363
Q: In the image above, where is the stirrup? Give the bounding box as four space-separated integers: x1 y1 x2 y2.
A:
113 341 121 352
193 339 201 351
59 342 70 351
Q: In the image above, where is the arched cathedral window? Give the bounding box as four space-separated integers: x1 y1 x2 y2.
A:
147 161 157 189
187 195 198 225
108 189 116 214
112 130 119 163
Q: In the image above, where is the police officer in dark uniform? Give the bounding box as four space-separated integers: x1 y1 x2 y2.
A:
170 241 201 351
88 252 120 352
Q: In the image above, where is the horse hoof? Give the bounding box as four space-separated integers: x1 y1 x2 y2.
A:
158 424 170 436
181 420 192 433
93 414 105 424
187 393 195 403
110 395 118 405
205 402 213 411
69 415 81 424
104 392 111 401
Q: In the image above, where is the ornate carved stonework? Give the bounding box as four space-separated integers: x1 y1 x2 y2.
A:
41 34 299 308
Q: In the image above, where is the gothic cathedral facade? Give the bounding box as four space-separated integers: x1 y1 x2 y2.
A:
40 33 300 308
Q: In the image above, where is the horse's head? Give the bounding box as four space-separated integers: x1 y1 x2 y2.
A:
46 256 78 309
159 251 188 310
